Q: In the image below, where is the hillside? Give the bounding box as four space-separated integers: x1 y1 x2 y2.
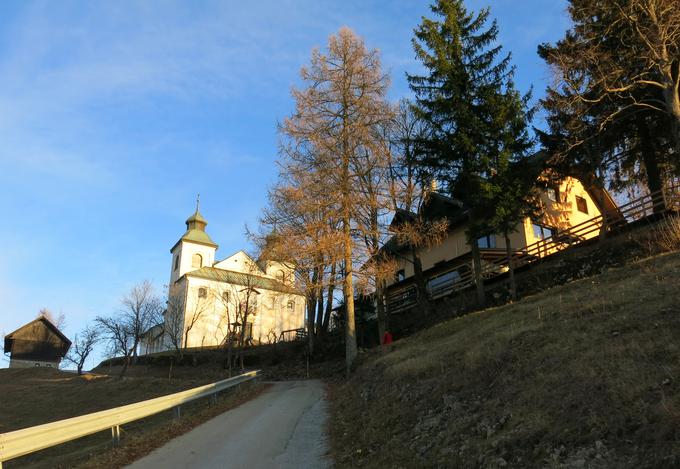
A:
330 251 680 468
0 369 264 468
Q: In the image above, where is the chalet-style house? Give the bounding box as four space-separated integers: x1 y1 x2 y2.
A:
384 175 619 312
3 316 71 368
142 205 305 354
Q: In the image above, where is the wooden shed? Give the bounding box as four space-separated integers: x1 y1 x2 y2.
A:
3 317 71 369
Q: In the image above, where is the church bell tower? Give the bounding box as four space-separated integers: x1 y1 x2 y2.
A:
169 197 218 286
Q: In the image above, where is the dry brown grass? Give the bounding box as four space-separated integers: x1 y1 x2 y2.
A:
0 369 266 468
655 215 680 253
329 251 680 468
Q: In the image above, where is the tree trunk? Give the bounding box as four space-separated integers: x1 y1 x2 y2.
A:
504 232 517 301
119 354 130 378
321 263 336 335
343 226 358 374
471 240 485 306
662 78 680 156
341 113 357 375
307 267 319 356
316 292 324 335
638 113 666 213
239 302 250 371
376 281 387 344
412 249 432 315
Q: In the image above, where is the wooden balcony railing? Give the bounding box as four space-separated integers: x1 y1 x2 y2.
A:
386 184 680 312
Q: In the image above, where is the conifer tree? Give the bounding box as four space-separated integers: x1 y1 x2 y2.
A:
538 0 680 206
278 28 391 373
408 0 534 305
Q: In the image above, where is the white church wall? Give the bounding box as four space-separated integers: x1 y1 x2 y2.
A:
180 276 305 348
213 251 264 275
170 241 216 285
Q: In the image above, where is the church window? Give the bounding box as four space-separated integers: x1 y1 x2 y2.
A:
222 291 230 303
192 253 203 268
174 255 179 271
287 300 295 311
276 270 286 282
198 287 207 298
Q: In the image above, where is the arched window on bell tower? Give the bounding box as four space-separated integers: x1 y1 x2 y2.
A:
192 253 203 268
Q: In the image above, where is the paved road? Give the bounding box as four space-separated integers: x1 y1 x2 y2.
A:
127 380 330 469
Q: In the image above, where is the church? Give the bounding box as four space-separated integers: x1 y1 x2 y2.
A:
142 204 306 354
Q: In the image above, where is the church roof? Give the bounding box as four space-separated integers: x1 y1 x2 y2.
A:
177 227 218 248
186 209 208 226
186 267 301 295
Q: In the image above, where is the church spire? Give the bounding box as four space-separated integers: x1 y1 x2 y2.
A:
186 195 208 232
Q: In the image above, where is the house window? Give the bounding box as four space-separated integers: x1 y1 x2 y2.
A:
532 223 555 240
427 270 462 296
198 287 207 298
547 186 560 203
276 270 286 282
287 300 295 311
174 255 179 271
477 235 496 249
222 291 230 303
396 269 405 282
575 196 588 214
192 253 203 268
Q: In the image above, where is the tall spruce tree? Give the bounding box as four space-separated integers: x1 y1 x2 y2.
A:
408 0 534 305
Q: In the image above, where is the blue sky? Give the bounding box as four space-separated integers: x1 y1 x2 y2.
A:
0 0 569 368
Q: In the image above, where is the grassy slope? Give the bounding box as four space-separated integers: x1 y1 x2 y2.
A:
0 369 264 468
0 369 220 432
330 251 680 469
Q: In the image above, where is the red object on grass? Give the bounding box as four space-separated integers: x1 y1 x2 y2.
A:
382 331 393 345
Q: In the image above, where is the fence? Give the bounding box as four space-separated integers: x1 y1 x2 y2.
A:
277 328 307 343
387 184 680 312
0 370 259 468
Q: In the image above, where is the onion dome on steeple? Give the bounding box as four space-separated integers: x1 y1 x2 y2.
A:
171 195 218 251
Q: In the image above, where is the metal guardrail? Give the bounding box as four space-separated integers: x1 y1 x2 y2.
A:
0 370 259 467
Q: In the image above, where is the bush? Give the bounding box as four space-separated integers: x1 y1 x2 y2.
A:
655 214 680 252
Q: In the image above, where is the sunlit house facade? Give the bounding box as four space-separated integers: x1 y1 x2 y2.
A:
383 175 619 312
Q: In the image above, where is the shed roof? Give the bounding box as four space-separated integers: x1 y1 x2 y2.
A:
4 316 72 355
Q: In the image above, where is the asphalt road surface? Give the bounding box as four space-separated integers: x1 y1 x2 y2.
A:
127 380 330 469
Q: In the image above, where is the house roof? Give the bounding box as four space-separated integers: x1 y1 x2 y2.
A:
4 316 72 354
186 267 301 295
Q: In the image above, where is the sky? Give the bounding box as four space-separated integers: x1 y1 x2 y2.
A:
0 0 570 369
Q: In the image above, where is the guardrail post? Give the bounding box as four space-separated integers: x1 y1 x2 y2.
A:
211 393 218 406
111 425 120 447
174 405 181 420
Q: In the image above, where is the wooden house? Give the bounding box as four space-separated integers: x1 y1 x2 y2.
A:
383 175 620 313
3 316 71 368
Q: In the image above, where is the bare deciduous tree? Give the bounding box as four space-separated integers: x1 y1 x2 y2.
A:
96 280 162 377
38 308 66 330
163 288 208 360
64 324 99 375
